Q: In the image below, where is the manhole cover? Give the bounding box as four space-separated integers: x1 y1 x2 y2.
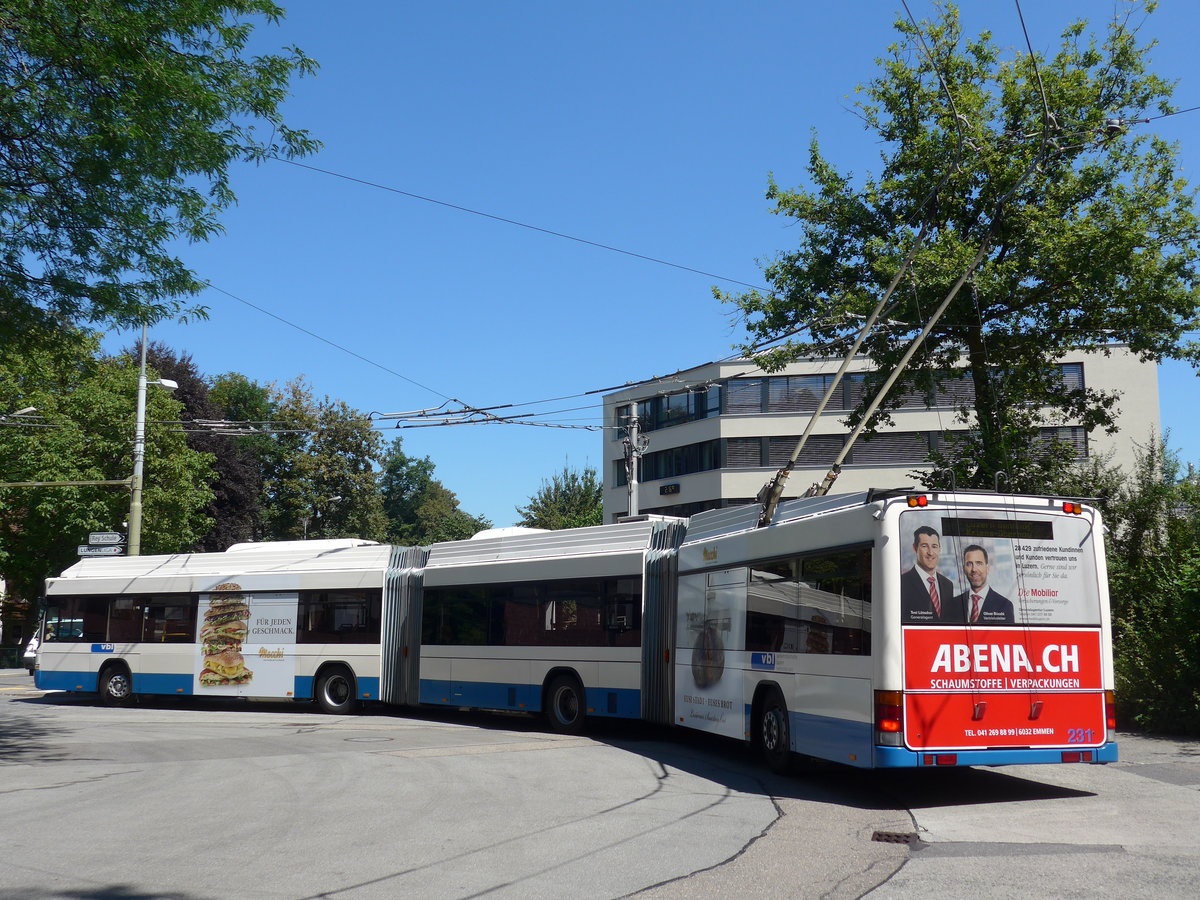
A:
872 831 926 847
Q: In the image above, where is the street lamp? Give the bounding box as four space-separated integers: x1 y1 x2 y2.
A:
127 324 177 557
0 406 37 424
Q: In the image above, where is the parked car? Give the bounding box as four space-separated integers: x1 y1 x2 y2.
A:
22 634 38 676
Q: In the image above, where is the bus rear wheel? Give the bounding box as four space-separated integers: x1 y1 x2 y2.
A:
98 664 133 707
759 690 792 774
315 666 359 715
545 674 585 734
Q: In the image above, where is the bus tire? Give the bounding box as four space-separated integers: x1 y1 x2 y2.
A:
98 663 133 707
315 666 359 715
544 674 586 734
758 689 792 774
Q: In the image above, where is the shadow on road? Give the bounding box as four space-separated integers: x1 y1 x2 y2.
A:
0 888 199 900
15 690 1096 814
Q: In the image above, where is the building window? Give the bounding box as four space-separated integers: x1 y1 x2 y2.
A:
724 378 765 414
1038 426 1087 459
767 435 842 467
852 431 932 465
725 437 762 468
635 439 721 481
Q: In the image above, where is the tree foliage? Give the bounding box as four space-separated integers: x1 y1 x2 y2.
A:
261 378 387 542
721 3 1199 491
0 0 318 355
142 343 264 551
515 465 603 530
0 336 214 640
380 438 491 545
1093 437 1200 733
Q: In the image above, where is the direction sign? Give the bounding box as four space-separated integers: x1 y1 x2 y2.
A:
78 545 125 557
88 532 125 545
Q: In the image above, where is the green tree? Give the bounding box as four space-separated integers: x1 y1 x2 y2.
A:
144 344 263 550
380 438 491 544
515 465 603 530
1097 437 1200 733
260 378 387 542
0 0 318 355
720 3 1199 492
0 336 214 642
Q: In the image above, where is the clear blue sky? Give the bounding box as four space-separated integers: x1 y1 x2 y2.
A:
108 1 1200 528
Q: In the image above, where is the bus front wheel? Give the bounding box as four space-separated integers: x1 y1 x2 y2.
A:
315 666 359 715
98 664 133 707
759 691 792 774
544 674 585 734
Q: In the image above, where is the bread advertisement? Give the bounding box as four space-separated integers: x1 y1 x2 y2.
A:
195 582 299 697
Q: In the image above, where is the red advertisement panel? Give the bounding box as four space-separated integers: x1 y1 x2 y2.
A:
903 627 1105 750
905 692 1106 749
904 627 1103 692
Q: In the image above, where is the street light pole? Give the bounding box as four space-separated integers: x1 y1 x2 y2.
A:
127 324 176 556
127 326 151 556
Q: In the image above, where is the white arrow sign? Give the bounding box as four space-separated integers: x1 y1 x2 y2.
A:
88 532 125 545
78 545 124 557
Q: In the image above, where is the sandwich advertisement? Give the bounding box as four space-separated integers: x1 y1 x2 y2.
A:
194 581 299 697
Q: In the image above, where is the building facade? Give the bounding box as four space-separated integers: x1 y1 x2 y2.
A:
601 346 1159 523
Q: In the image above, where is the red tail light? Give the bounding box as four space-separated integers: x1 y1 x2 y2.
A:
923 754 958 766
875 690 902 733
1105 690 1116 730
1061 501 1083 514
907 495 928 508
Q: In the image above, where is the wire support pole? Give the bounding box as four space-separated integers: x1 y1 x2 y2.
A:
127 324 150 557
623 414 648 518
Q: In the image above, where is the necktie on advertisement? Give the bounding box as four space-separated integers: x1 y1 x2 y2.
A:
971 593 982 623
928 576 941 617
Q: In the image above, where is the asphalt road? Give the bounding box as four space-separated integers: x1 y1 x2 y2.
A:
2 669 1197 899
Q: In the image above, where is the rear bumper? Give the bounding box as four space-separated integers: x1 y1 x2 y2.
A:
874 742 1118 767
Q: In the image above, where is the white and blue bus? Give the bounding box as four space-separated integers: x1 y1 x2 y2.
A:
35 489 1117 770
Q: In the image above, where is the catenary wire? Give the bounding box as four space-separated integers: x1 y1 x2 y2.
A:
271 157 773 294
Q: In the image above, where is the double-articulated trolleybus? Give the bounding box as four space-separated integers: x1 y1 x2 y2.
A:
36 489 1117 770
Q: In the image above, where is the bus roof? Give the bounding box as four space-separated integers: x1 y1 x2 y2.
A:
46 541 394 596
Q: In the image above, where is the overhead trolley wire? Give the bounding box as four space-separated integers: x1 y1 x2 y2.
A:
271 158 773 294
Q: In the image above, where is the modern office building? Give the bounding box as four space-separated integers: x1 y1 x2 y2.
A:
601 345 1159 523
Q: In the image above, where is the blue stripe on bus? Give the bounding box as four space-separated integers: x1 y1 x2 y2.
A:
418 679 641 718
356 677 380 700
134 672 193 695
789 710 875 768
873 742 1119 767
584 686 641 719
36 669 93 692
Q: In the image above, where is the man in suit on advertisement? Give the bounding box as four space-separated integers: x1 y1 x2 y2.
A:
954 544 1015 624
900 525 959 623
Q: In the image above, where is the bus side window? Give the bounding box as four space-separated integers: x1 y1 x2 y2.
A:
141 596 197 642
109 597 141 642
